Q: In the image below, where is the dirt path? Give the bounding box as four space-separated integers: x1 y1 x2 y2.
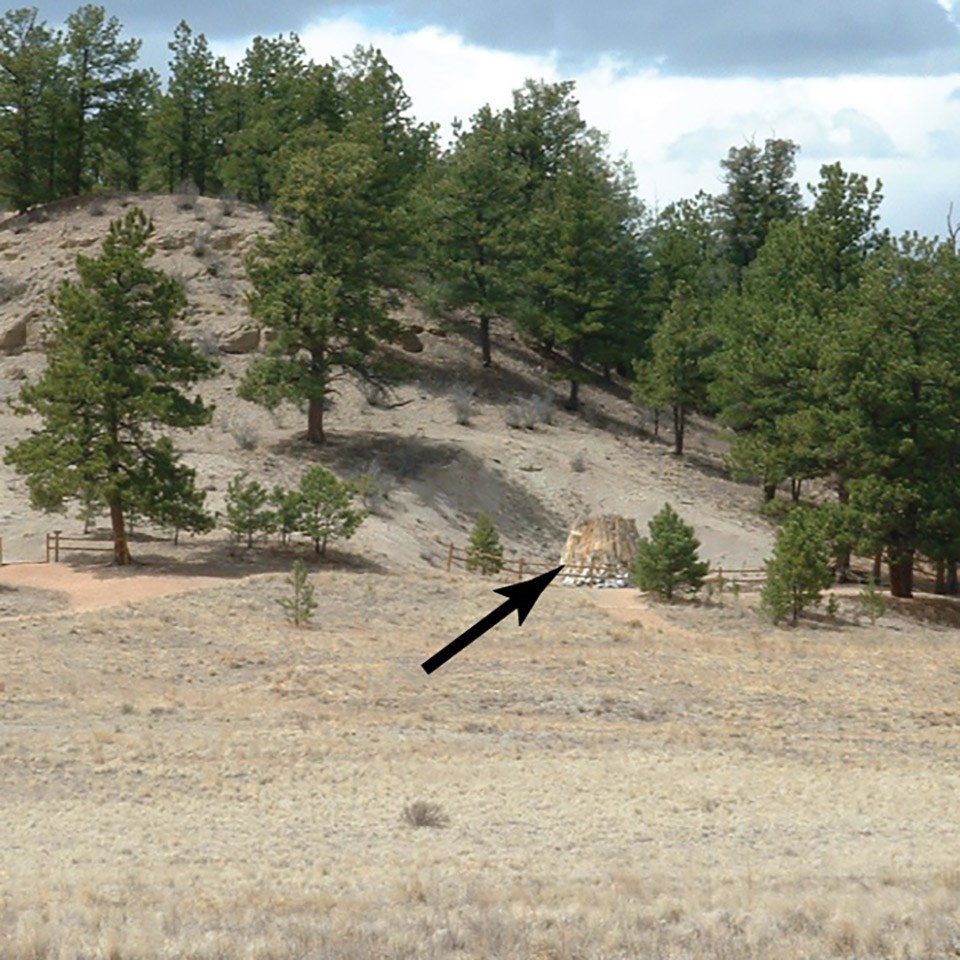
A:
0 561 239 614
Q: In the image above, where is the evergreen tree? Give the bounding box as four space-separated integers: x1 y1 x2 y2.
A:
224 473 273 547
276 558 317 627
715 137 802 288
420 105 525 366
520 140 643 410
295 466 365 555
0 7 62 210
270 484 304 546
632 503 709 600
466 512 504 575
146 21 225 195
60 4 146 195
760 507 833 624
237 140 401 442
633 281 716 455
4 209 217 564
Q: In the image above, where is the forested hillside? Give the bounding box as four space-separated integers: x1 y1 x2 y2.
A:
1 4 959 599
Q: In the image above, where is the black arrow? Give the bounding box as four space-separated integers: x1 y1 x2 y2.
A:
421 565 565 674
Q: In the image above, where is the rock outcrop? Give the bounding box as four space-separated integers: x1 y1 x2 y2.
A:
560 515 639 586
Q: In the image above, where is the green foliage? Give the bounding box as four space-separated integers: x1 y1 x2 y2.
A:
633 281 716 455
270 484 304 546
238 138 402 442
4 209 217 564
859 580 888 625
466 513 504 575
224 473 273 547
760 508 834 625
295 466 365 555
631 503 709 600
276 559 317 627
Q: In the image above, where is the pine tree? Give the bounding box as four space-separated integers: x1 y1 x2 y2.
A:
760 507 833 624
633 281 715 455
270 484 304 546
224 473 273 547
466 513 503 575
4 209 217 565
237 140 402 442
632 503 709 600
276 559 317 627
295 466 365 555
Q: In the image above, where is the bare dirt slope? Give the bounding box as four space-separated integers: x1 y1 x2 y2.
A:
0 192 773 575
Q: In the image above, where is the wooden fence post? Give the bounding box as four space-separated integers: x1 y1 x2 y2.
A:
446 542 455 572
518 557 525 580
54 529 61 563
0 535 3 566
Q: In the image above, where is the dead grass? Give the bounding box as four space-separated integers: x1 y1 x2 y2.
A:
2 572 960 958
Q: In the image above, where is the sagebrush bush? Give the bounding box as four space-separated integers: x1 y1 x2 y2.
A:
450 383 475 425
402 800 449 828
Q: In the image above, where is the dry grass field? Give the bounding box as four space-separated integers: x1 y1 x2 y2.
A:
3 566 960 959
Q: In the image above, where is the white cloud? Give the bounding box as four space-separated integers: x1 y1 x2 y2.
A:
215 15 960 237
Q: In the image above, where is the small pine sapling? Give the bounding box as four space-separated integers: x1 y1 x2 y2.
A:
859 580 888 625
224 473 274 547
760 507 833 625
277 559 317 627
466 512 504 575
296 466 365 555
270 485 304 546
631 503 709 600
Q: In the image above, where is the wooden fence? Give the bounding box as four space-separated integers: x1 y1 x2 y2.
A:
45 530 115 563
443 542 766 586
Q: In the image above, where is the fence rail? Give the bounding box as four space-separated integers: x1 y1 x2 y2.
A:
443 542 766 586
45 530 115 563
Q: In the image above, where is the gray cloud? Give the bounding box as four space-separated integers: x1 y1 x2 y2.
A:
29 0 960 77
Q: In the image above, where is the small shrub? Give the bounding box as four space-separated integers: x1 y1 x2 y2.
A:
466 512 503 575
530 392 555 425
194 330 220 356
632 503 709 600
219 191 237 217
505 398 538 430
88 196 107 216
402 800 449 829
859 580 888 625
826 593 840 620
191 230 210 257
276 559 317 627
570 450 587 473
176 180 199 210
224 473 273 547
760 507 833 625
450 383 475 425
230 419 258 451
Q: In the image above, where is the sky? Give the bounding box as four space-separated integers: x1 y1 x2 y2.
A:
37 0 960 237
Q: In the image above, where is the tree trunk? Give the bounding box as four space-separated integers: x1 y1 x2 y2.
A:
109 498 132 566
872 550 883 584
790 478 802 502
479 314 492 368
567 378 579 412
762 482 777 502
834 479 852 582
307 397 325 443
653 409 660 438
936 558 946 595
948 559 959 595
672 404 684 455
888 555 914 599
